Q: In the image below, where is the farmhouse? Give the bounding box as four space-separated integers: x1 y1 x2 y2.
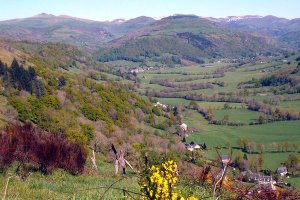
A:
249 173 276 190
277 166 288 183
221 155 230 165
179 123 188 132
186 141 201 151
277 166 287 176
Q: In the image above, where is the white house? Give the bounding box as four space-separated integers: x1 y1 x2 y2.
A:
179 123 187 132
186 142 201 151
250 173 276 190
130 68 144 74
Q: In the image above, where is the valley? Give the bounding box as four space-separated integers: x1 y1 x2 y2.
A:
0 10 300 199
133 55 300 176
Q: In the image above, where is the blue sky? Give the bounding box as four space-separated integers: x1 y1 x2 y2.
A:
1 0 299 21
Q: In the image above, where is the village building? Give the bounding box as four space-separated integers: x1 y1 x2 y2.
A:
277 166 288 183
186 141 201 151
221 155 230 165
277 166 287 176
179 123 188 132
249 173 276 190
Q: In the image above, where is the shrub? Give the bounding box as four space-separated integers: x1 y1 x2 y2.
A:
81 103 111 122
66 128 88 145
80 123 95 144
140 160 198 200
140 160 180 199
9 97 34 122
0 123 87 175
41 95 61 109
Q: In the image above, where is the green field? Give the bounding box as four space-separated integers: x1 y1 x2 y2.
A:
157 97 244 108
0 159 139 199
212 108 260 123
138 59 300 182
278 100 300 112
184 109 300 147
182 108 300 186
182 109 300 180
0 157 211 199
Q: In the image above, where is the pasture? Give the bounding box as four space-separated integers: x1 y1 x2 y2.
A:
212 108 260 123
136 59 300 187
0 156 210 199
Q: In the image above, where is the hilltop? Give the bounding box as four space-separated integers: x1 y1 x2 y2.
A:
212 15 300 48
1 14 300 61
96 15 281 65
0 14 155 51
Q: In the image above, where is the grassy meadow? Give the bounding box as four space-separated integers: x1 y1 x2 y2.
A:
0 157 211 199
135 58 300 187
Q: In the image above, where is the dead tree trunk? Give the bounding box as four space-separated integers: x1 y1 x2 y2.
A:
212 148 232 200
90 149 98 171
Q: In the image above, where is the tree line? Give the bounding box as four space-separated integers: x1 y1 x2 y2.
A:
0 59 45 97
248 100 300 121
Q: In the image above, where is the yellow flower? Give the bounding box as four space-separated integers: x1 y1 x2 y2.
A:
140 160 181 199
187 196 198 200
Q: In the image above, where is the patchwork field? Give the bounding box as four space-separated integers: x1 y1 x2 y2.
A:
135 56 300 186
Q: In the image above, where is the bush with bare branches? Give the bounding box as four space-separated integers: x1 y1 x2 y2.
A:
0 122 87 175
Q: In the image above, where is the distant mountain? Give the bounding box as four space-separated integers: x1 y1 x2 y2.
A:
1 13 299 63
0 14 111 50
96 15 280 64
102 16 156 38
0 14 155 51
212 15 300 48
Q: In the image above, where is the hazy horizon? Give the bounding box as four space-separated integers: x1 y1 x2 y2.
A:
1 0 299 21
1 12 299 23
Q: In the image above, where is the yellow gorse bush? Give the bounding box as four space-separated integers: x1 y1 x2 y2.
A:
140 160 198 200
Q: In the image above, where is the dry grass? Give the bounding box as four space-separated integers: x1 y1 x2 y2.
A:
0 41 33 66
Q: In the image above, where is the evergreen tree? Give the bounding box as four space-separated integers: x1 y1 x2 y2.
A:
32 79 45 98
173 106 179 116
0 60 5 75
58 76 66 88
202 143 207 150
11 58 19 68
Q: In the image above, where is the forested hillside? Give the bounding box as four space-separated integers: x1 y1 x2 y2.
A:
96 15 280 65
0 41 184 166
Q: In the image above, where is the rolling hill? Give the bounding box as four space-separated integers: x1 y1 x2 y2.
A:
96 15 281 64
0 13 155 51
212 15 300 48
1 14 299 65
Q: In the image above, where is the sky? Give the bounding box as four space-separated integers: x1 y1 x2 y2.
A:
1 0 299 21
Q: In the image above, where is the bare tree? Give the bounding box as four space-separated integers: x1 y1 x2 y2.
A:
212 148 232 200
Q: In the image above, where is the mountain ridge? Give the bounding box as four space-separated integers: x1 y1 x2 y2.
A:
95 15 281 64
0 13 299 61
